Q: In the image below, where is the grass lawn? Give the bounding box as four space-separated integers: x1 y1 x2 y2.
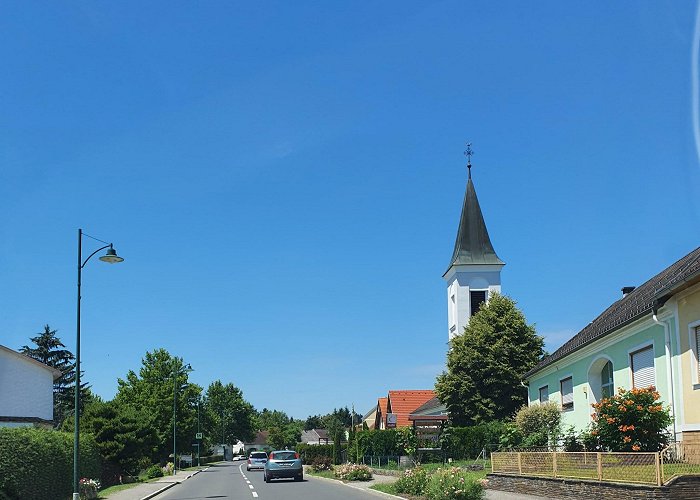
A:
306 468 336 480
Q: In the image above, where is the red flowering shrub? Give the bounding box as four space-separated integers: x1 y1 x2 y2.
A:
590 386 671 451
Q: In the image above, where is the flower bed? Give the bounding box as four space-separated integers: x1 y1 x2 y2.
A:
334 463 373 481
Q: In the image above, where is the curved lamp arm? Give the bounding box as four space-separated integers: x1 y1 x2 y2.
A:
81 244 112 269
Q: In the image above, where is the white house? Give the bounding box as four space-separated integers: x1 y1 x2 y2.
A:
0 344 62 428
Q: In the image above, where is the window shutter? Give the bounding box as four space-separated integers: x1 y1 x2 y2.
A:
631 346 655 389
561 377 573 409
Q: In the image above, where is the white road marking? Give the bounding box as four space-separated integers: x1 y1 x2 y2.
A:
249 484 254 489
252 493 258 498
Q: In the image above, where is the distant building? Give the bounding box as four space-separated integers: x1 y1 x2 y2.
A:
242 431 272 453
0 344 62 428
443 152 504 341
300 428 331 445
372 390 436 429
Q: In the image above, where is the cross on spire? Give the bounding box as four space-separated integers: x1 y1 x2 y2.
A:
464 142 474 179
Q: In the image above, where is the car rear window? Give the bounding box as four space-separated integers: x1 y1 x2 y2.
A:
250 452 267 459
272 451 297 460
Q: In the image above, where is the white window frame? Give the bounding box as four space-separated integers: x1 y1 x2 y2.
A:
560 376 574 411
538 385 549 403
629 342 655 389
689 320 700 387
600 360 614 399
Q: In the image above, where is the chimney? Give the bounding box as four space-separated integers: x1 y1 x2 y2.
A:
621 286 636 297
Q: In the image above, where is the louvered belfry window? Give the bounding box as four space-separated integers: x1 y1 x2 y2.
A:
631 345 655 389
560 377 573 410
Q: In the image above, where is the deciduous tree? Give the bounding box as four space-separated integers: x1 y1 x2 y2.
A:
435 294 544 425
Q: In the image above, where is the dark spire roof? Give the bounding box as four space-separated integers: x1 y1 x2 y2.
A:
445 177 504 274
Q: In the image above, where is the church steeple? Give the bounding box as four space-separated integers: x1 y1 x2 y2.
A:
445 176 504 272
443 145 505 340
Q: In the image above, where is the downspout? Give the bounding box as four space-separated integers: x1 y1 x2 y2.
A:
652 302 677 441
521 381 530 406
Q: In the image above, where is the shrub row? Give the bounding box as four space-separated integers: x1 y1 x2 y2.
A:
295 443 335 463
199 454 224 465
0 427 101 500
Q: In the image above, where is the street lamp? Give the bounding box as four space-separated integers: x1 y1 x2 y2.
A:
173 362 193 475
74 229 124 500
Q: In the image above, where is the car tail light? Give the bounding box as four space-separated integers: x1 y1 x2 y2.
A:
247 458 250 464
269 453 275 459
295 452 300 459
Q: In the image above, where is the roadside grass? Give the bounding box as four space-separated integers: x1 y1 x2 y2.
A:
97 466 208 498
306 468 336 480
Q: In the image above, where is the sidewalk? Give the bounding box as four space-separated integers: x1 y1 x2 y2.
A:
103 468 203 500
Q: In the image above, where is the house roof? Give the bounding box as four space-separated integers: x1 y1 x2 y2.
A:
377 397 388 417
387 390 436 427
245 430 269 445
409 397 447 417
526 246 700 377
0 344 62 379
444 176 504 275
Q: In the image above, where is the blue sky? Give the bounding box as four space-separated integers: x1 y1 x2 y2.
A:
1 1 699 419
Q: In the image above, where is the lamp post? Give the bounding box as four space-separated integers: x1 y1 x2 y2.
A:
173 362 193 475
74 229 124 500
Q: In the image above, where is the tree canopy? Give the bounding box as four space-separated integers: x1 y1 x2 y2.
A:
114 349 200 462
202 380 256 444
435 293 544 425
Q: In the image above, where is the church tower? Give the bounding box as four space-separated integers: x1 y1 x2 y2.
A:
443 145 504 341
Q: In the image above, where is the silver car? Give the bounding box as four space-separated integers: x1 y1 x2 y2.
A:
246 451 268 471
263 450 303 482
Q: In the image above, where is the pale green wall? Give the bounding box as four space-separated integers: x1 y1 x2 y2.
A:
527 322 671 432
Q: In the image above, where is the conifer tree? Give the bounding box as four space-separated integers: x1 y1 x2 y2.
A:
435 294 545 425
20 324 84 426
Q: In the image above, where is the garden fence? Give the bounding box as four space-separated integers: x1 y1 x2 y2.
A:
491 442 700 486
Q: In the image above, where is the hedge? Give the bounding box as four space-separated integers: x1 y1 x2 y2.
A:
295 443 334 463
442 421 507 459
0 427 100 500
199 454 224 465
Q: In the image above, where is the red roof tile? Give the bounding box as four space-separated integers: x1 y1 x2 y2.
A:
386 390 436 428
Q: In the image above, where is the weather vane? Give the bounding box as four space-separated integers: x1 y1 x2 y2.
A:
464 142 474 178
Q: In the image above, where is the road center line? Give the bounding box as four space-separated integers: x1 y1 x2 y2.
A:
252 493 258 498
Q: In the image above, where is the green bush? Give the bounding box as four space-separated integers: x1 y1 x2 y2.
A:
394 466 429 495
514 401 561 448
354 429 402 456
145 464 163 479
425 467 484 500
0 427 100 500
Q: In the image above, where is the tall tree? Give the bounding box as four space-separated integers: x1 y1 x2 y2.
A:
203 380 256 444
20 324 85 426
435 293 545 425
115 349 200 463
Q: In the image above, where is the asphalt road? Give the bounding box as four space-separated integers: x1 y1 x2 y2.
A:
156 461 381 500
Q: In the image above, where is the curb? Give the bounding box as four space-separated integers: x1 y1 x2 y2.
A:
306 472 403 499
140 469 203 500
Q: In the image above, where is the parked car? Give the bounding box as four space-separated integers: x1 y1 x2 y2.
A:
263 450 303 482
247 451 268 471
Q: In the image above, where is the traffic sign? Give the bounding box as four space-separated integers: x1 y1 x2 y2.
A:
196 433 202 439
